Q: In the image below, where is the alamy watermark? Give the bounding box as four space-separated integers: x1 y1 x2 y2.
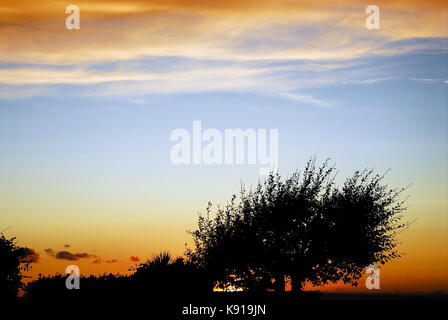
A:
65 265 80 289
365 265 380 289
66 5 80 30
365 5 380 30
170 121 278 175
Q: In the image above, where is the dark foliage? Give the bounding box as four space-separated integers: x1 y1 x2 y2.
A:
129 251 213 294
0 232 35 302
22 251 212 307
186 158 410 292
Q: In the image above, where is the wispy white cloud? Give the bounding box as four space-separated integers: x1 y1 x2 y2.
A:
279 92 332 107
0 65 288 86
410 77 445 84
341 76 400 85
0 63 338 106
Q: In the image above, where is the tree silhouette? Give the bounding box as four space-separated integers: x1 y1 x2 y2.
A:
186 158 410 292
0 232 35 302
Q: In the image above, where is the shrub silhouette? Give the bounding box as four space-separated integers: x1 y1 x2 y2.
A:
129 251 213 295
0 232 36 302
23 272 128 305
23 251 212 307
186 158 410 292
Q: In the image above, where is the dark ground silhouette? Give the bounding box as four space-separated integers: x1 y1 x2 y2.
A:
7 248 447 318
0 248 446 317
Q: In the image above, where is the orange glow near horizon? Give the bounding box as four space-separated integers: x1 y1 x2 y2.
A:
16 205 447 293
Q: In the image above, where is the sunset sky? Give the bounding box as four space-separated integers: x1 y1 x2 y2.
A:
0 0 447 293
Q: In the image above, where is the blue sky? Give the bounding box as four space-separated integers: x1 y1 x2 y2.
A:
1 47 446 205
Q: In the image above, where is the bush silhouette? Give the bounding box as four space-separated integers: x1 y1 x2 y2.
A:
186 158 410 292
0 232 36 302
23 251 212 307
129 251 213 295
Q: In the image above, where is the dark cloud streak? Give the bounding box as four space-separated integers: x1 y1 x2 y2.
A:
55 251 91 261
44 247 93 261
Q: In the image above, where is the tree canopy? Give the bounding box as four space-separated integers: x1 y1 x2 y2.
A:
186 159 410 292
